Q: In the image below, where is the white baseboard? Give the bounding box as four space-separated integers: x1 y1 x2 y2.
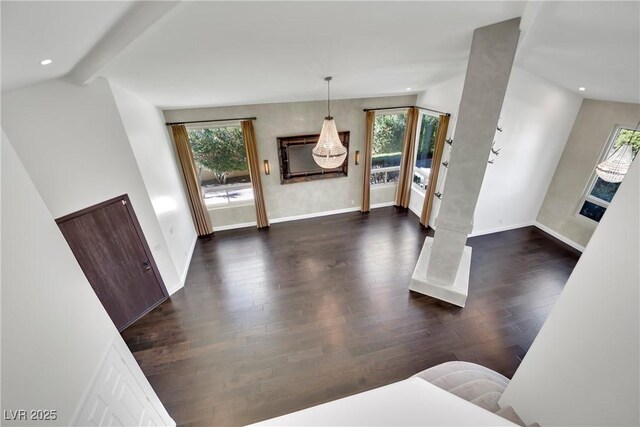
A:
469 221 536 237
212 221 257 232
166 283 183 297
430 219 585 252
166 233 197 296
211 203 405 230
370 201 396 209
212 204 391 230
534 221 585 252
270 206 361 224
212 204 398 229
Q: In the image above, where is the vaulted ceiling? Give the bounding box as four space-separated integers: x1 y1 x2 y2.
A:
0 1 135 93
101 1 526 108
2 1 639 107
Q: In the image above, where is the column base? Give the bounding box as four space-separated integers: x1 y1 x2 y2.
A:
409 237 472 307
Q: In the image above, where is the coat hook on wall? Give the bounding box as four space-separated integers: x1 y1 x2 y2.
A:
442 161 449 168
434 192 443 199
445 138 454 146
489 121 504 164
491 140 501 156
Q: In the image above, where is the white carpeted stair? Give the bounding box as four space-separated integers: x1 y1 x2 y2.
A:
413 361 539 427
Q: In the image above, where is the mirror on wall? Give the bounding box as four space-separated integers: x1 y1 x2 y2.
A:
277 132 349 184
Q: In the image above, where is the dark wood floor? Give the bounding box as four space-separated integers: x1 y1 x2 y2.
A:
122 207 580 426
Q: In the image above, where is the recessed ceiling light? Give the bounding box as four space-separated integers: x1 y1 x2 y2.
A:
406 87 412 91
578 87 586 91
40 59 53 66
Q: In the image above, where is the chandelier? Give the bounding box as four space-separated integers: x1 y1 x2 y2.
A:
312 77 347 169
596 121 639 183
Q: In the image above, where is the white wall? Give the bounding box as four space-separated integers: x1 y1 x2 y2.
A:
163 95 416 227
109 82 196 290
415 66 582 235
500 158 639 426
0 131 171 426
1 78 182 293
537 99 640 247
473 67 582 234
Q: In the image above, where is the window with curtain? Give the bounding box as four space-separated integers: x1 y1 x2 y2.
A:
577 125 639 222
186 125 255 207
370 112 407 185
412 113 440 194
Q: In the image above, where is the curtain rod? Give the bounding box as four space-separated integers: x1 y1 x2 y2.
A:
363 106 450 116
165 117 257 126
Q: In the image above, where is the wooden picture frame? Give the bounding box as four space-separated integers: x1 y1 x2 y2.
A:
277 131 349 184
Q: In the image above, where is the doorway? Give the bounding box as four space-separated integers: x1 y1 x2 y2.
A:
56 194 168 331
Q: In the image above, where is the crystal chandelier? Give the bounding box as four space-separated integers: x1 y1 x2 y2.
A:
312 77 347 169
596 121 639 183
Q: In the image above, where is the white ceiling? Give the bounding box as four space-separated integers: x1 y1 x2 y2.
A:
102 1 525 108
0 1 135 93
515 1 640 104
2 1 639 107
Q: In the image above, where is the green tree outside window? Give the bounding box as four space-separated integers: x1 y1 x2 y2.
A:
187 127 248 184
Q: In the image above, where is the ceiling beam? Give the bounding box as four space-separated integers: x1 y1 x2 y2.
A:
515 0 545 59
67 1 182 86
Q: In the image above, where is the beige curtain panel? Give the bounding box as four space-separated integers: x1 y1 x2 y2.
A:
420 114 450 227
361 111 376 213
170 124 213 236
395 107 420 208
241 120 270 229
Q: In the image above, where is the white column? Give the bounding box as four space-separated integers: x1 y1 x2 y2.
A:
410 18 521 307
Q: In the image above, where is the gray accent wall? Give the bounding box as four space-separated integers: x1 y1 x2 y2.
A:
537 99 640 247
163 95 416 227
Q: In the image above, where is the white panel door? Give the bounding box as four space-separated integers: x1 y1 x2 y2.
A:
74 338 174 427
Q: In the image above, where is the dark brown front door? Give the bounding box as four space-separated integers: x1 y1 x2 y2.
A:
57 195 168 331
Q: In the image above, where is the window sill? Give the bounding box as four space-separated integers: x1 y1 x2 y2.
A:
572 212 600 227
371 183 399 189
206 201 255 211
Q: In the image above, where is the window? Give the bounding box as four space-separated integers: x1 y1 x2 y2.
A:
186 125 254 207
412 113 439 193
370 112 406 185
578 126 639 222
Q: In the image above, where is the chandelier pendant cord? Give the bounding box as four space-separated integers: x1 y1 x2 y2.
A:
312 76 347 169
326 76 332 119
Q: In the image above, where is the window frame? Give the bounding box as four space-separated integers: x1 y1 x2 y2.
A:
185 122 255 209
575 124 635 223
411 112 440 196
370 109 409 187
370 166 401 187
